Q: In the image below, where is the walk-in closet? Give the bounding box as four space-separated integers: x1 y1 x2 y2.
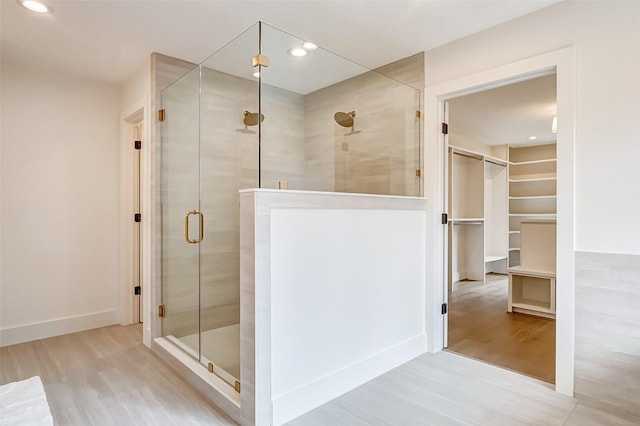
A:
444 74 558 383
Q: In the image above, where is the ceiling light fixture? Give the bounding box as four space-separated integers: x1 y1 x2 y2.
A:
302 42 318 51
551 115 557 134
18 0 51 13
252 71 260 78
528 136 537 141
287 47 307 57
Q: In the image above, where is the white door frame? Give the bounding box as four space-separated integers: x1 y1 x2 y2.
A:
119 96 152 346
424 47 575 396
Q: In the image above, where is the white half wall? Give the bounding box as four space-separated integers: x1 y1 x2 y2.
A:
240 189 428 426
0 60 121 346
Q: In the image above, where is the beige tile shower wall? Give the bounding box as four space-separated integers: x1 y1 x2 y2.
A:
574 251 640 417
375 52 425 91
303 54 422 195
260 85 306 189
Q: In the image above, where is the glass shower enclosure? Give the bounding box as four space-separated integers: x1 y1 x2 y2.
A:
160 22 421 390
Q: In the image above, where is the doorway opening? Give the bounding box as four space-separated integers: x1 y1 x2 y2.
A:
121 107 145 325
443 74 557 383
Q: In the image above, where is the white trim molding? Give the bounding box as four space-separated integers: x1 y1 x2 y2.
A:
424 46 576 396
0 310 119 347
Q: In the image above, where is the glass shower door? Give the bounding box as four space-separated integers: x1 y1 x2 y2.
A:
160 66 202 361
197 23 259 389
161 24 259 390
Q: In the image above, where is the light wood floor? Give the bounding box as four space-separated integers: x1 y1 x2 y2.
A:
0 324 236 425
447 273 556 383
2 324 639 425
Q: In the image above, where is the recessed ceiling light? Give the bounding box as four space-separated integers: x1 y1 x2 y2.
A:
252 71 260 78
287 47 307 57
528 136 537 140
18 0 51 13
302 42 318 51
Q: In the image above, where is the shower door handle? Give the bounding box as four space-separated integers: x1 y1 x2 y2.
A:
185 210 204 244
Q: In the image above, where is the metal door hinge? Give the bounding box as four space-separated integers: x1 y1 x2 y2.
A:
442 122 448 135
441 303 448 315
134 140 141 150
234 381 241 393
416 110 421 118
134 213 141 223
441 213 448 224
134 286 141 295
158 305 165 317
208 363 214 373
158 109 165 121
415 169 421 177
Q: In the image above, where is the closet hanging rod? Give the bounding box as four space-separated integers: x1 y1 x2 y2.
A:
452 150 483 161
486 159 507 167
449 144 508 165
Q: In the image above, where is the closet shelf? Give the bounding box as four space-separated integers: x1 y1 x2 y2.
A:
485 255 507 263
509 247 520 251
509 177 557 183
509 195 557 200
509 230 521 234
511 300 554 312
510 158 557 166
508 213 556 217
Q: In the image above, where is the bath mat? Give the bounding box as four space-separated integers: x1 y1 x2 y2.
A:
0 376 53 425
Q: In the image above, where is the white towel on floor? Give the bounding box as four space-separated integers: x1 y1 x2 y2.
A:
0 376 53 425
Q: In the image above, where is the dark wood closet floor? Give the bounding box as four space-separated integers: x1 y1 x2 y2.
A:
446 273 556 383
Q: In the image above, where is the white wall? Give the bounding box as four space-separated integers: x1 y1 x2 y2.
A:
121 58 150 111
425 0 640 255
0 60 122 345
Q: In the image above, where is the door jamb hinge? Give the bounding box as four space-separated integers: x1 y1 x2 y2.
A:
158 305 165 317
441 303 448 315
441 213 448 224
134 140 142 150
158 109 165 122
442 122 448 135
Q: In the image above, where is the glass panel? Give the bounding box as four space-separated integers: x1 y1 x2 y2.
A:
259 22 421 196
197 23 260 387
161 66 201 359
159 20 422 392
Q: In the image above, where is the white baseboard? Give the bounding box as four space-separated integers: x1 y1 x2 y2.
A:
272 334 427 426
0 310 119 347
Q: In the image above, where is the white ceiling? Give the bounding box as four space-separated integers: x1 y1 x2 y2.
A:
1 0 561 85
448 74 557 146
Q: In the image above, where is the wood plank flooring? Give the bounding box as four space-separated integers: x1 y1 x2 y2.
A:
0 324 236 425
291 350 640 425
447 273 556 383
2 323 639 425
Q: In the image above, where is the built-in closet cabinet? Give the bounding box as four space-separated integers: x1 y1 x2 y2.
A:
448 146 507 288
506 142 557 318
507 143 557 268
